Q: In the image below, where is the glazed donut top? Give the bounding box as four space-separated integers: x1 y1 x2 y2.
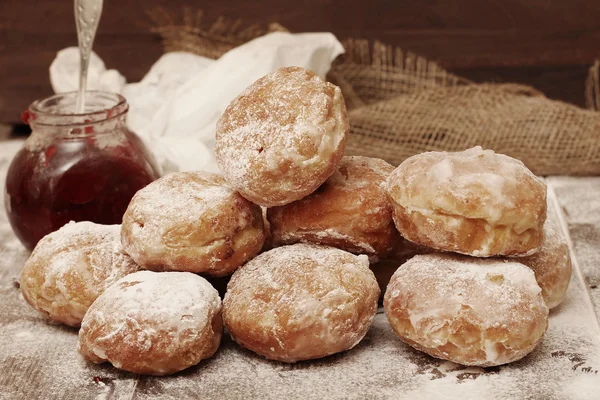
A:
530 223 569 266
386 146 547 234
215 66 347 200
387 254 547 331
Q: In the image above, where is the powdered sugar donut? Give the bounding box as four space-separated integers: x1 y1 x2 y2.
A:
223 244 380 362
386 146 547 257
215 66 348 207
384 253 549 367
121 171 265 276
268 156 398 260
520 224 572 309
78 271 222 375
20 221 139 327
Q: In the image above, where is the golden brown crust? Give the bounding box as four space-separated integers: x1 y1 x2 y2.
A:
223 244 380 363
519 224 572 309
215 66 348 207
121 172 265 276
386 146 547 257
78 271 222 376
391 208 544 257
20 221 139 327
268 156 398 259
384 253 549 367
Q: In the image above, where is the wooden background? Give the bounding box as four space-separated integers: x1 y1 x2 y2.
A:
1 0 599 126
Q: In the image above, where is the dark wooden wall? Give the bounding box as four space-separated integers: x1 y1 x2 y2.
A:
1 0 599 124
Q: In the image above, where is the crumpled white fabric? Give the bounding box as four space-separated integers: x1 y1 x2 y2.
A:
50 31 344 174
50 48 126 94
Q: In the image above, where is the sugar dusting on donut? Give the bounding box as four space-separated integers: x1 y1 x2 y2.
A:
384 253 549 366
78 271 222 375
20 221 139 327
327 156 394 190
386 146 547 256
389 146 546 229
125 172 236 243
29 221 134 276
125 172 234 239
217 69 343 182
520 223 572 309
121 171 264 276
215 66 348 206
391 256 543 329
223 244 380 362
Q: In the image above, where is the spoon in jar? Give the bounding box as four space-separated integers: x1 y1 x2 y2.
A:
74 0 104 113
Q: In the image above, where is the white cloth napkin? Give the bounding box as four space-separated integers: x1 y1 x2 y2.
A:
50 32 344 174
50 48 126 94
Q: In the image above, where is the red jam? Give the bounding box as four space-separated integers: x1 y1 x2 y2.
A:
4 92 160 250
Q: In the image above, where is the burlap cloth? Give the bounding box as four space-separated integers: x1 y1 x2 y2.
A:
148 9 600 175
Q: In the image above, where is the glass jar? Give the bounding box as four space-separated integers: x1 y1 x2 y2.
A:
5 91 161 250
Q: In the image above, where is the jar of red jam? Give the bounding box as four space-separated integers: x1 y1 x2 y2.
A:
5 91 161 250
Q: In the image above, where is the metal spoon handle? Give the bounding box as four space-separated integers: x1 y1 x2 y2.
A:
74 0 103 113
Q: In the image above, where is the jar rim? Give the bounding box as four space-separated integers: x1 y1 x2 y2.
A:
28 91 128 127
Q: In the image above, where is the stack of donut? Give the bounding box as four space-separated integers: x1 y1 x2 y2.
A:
19 66 572 375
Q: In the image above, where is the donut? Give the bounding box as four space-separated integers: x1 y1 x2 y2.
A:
386 146 547 257
20 221 139 327
519 224 572 309
384 253 549 367
215 66 348 207
121 171 265 276
223 244 380 362
267 156 398 260
78 271 222 376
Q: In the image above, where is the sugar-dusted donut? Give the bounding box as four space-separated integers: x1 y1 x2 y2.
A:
267 157 400 258
223 244 380 362
520 224 572 309
78 271 222 375
20 221 139 327
121 171 265 276
384 253 549 367
215 66 348 207
386 146 547 257
267 156 398 260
